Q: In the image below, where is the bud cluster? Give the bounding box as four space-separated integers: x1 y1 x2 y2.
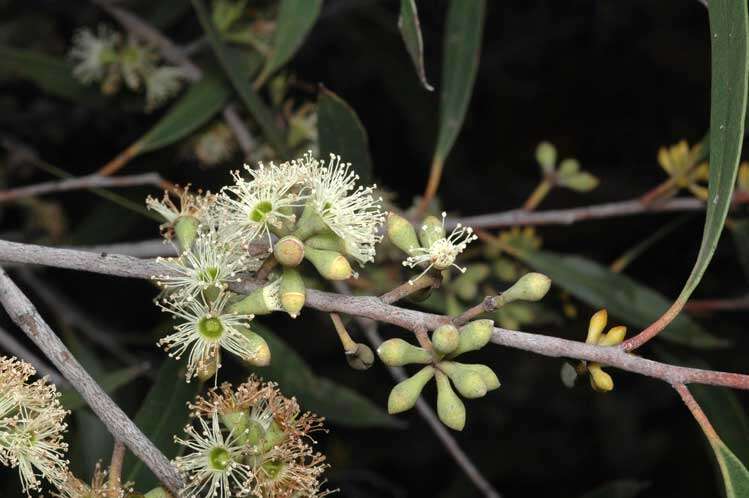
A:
577 309 627 392
377 320 499 431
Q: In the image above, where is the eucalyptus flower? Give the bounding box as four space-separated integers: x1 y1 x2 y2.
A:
144 65 185 111
69 25 119 83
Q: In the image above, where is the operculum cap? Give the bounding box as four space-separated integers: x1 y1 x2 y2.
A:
280 267 306 318
274 235 305 267
431 324 460 355
346 343 375 370
439 361 487 399
388 365 435 414
304 246 353 280
448 319 494 358
237 325 271 366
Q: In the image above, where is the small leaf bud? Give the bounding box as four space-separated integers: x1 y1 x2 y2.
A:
377 338 432 366
304 247 353 280
346 343 375 370
274 235 305 267
388 365 435 414
499 272 551 305
432 324 460 355
589 363 614 392
598 325 626 347
435 370 466 431
387 212 420 256
280 267 306 317
448 319 494 358
439 361 488 399
586 309 608 344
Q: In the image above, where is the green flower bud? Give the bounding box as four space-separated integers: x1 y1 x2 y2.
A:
305 232 345 252
293 203 329 241
237 326 271 366
560 171 599 192
499 272 551 304
377 338 432 366
304 247 353 280
439 361 487 399
174 216 199 252
387 213 420 256
535 141 557 175
228 284 275 315
280 267 306 318
274 235 305 267
557 158 580 177
346 343 375 370
419 215 445 249
598 325 626 346
448 319 494 358
388 365 435 414
435 370 466 431
144 487 171 498
432 324 460 355
465 363 501 391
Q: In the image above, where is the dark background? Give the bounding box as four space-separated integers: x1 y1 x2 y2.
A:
1 1 748 497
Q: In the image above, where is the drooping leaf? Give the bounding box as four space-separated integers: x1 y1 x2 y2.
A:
0 46 100 103
579 480 649 498
514 249 728 348
432 0 485 167
709 438 749 498
669 0 748 307
123 360 199 490
317 86 374 185
257 0 323 86
192 0 289 156
61 364 146 411
398 0 434 91
251 323 401 428
99 74 232 173
731 219 749 281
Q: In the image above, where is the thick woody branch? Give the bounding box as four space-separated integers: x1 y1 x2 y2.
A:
0 173 164 203
2 239 749 391
0 267 183 494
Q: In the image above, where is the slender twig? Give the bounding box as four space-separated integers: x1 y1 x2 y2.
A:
0 324 67 386
109 440 127 496
0 268 183 494
336 282 502 498
379 275 439 305
69 239 177 258
0 173 164 203
93 0 256 168
445 195 748 230
673 383 717 439
454 295 499 326
3 240 749 391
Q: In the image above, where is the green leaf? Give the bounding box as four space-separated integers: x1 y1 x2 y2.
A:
579 480 649 498
0 46 99 103
139 74 232 153
60 364 146 411
694 384 749 465
192 0 289 156
257 0 323 86
731 219 749 281
709 438 749 498
317 86 374 185
251 323 401 428
673 0 748 305
398 0 434 91
514 249 729 348
123 360 199 490
432 0 485 166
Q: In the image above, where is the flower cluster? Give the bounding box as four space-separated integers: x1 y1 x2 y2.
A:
174 377 330 498
656 140 709 200
69 25 185 111
148 152 385 380
0 356 70 496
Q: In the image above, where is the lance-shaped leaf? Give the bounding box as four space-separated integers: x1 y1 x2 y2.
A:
317 86 374 185
633 0 748 344
399 0 433 91
256 0 323 86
